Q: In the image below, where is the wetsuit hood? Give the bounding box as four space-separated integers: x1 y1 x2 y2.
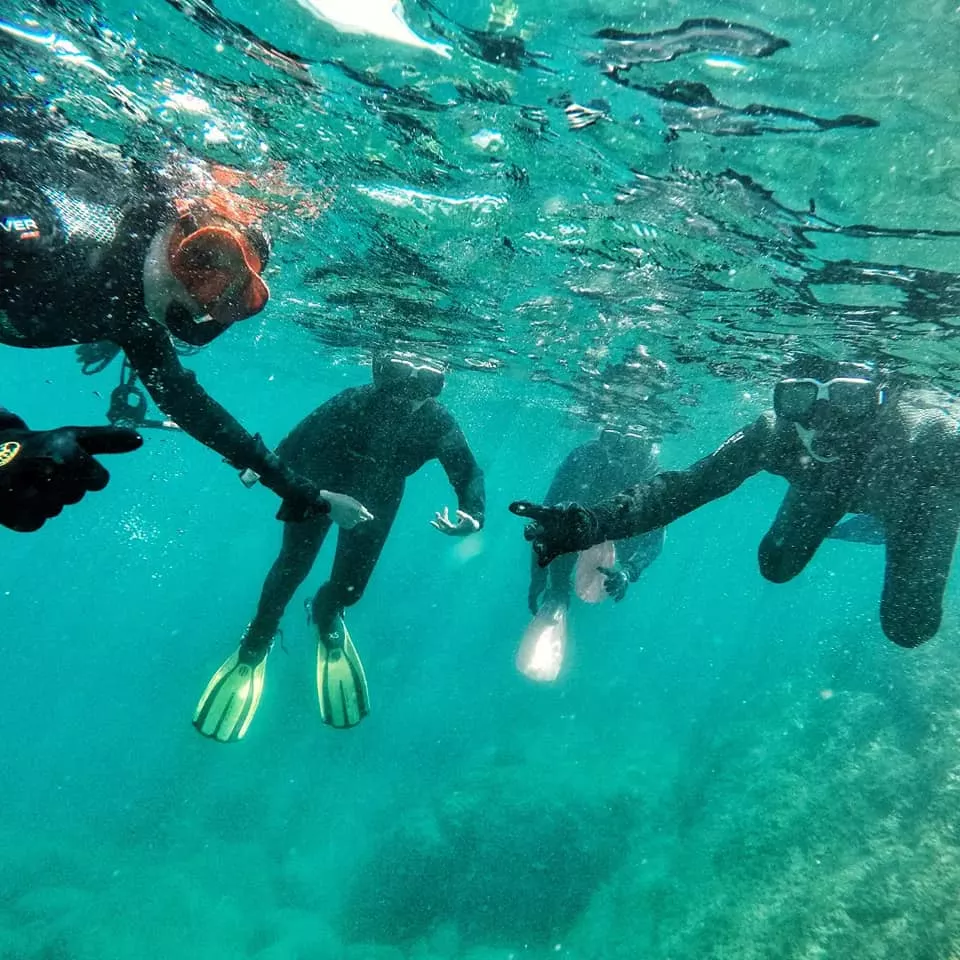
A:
142 192 271 345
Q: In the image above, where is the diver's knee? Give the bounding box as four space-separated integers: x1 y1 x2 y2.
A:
880 604 939 648
314 580 363 616
882 625 933 649
339 582 365 608
758 542 802 583
880 590 941 647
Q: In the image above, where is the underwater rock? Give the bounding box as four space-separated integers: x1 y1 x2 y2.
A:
565 629 960 958
338 760 641 948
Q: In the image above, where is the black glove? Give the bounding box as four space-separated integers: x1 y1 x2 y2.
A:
598 565 629 602
509 499 600 567
0 415 142 532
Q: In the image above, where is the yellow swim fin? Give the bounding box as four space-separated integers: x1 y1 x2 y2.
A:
193 648 267 742
317 615 370 729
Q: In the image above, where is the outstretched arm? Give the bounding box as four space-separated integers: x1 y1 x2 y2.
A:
512 414 773 566
121 327 328 515
0 408 142 532
589 416 773 540
433 414 485 530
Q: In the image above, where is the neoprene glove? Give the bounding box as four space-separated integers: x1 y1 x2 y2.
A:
509 499 601 567
599 565 630 602
0 411 142 532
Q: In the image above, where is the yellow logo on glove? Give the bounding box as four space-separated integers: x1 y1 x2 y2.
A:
0 441 22 467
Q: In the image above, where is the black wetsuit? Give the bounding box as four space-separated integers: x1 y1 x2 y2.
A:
530 438 664 611
242 385 485 653
536 389 960 647
0 122 315 508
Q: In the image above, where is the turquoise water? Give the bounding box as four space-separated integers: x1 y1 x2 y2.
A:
3 0 960 956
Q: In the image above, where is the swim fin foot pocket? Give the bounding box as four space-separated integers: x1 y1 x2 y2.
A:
193 648 267 742
316 616 370 729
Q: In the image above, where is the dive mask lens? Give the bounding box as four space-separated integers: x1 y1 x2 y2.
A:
774 379 819 422
775 377 877 427
169 219 270 325
417 365 445 398
378 358 445 398
825 378 878 420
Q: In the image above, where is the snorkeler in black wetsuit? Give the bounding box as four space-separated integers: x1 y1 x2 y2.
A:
0 106 366 527
511 358 960 648
529 429 664 613
194 355 486 741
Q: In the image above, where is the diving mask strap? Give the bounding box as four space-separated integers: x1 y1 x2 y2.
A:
795 423 840 464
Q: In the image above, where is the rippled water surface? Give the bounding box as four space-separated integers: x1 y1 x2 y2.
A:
4 0 958 426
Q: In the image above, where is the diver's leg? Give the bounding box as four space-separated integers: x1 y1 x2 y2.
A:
758 486 848 583
243 516 331 657
880 497 960 647
194 517 330 742
312 506 398 637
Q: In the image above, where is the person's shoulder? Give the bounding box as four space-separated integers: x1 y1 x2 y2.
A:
756 410 778 432
888 386 960 441
894 385 959 415
427 398 456 425
633 441 659 476
343 383 374 401
565 439 601 463
314 383 372 415
712 411 776 453
281 390 362 454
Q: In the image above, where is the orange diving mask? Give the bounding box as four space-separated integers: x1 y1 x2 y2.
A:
167 202 270 327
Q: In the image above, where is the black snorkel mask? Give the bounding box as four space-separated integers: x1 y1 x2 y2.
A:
774 376 884 428
773 363 885 463
373 356 446 401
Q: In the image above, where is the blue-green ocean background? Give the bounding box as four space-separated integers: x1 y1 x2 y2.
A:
3 0 960 955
